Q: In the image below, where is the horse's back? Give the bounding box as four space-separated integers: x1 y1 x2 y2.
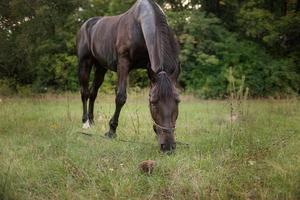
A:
76 0 166 70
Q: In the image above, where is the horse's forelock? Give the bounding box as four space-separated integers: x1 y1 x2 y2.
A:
152 72 177 102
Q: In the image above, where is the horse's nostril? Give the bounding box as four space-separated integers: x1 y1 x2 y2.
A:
160 143 176 152
172 143 176 150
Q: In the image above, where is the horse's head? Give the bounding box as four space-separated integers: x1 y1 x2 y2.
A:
148 68 180 152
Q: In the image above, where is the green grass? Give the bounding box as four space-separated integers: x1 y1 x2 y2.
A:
0 93 299 199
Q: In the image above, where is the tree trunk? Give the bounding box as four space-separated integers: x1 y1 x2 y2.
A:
281 0 287 16
296 0 300 12
205 0 220 15
270 0 274 13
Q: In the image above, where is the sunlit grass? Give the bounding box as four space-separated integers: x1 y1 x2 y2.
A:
0 93 299 199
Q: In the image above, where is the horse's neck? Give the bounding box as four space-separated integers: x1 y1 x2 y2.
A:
137 0 178 73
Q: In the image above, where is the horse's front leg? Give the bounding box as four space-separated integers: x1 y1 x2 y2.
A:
105 57 130 138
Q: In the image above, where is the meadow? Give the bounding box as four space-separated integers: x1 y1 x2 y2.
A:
0 92 299 200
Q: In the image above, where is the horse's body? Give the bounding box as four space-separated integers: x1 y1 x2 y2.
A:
77 0 180 151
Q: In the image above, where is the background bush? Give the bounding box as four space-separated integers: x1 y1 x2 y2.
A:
0 0 299 98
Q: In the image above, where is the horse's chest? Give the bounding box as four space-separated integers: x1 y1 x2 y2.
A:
130 45 149 68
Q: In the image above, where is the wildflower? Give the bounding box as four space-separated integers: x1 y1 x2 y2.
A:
248 160 256 166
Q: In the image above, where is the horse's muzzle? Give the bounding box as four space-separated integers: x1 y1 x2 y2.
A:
160 142 176 152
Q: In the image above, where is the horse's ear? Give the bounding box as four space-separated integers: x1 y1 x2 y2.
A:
147 63 156 82
170 61 181 82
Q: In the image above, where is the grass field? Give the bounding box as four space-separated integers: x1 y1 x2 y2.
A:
0 93 299 200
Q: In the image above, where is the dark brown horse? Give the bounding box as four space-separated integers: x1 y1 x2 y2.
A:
76 0 180 152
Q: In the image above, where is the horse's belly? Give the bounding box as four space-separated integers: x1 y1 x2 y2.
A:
93 51 118 71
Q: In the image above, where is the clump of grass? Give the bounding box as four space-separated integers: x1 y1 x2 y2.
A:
227 67 249 147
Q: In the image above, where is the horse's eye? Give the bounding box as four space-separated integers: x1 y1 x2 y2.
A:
173 92 180 103
149 98 159 105
150 102 158 107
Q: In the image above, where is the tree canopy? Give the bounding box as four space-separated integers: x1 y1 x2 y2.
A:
0 0 299 97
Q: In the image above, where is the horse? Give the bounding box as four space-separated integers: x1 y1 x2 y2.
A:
76 0 180 152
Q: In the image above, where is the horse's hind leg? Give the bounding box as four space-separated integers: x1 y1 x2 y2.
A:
78 58 92 129
88 64 107 124
105 57 130 138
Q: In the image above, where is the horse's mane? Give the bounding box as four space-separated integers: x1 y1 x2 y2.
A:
148 0 180 74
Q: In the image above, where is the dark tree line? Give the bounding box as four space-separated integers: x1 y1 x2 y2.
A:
0 0 299 97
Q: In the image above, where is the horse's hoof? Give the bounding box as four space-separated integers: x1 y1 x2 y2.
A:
82 120 91 129
105 131 117 138
89 119 95 125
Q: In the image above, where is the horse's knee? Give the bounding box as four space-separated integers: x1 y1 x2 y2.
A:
80 88 90 100
116 92 127 106
89 91 97 101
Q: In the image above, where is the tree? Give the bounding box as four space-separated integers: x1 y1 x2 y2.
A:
1 0 299 96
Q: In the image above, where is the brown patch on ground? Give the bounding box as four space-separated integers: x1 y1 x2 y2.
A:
139 160 156 174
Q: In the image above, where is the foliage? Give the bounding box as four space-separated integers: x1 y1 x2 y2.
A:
0 0 299 97
173 11 299 98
